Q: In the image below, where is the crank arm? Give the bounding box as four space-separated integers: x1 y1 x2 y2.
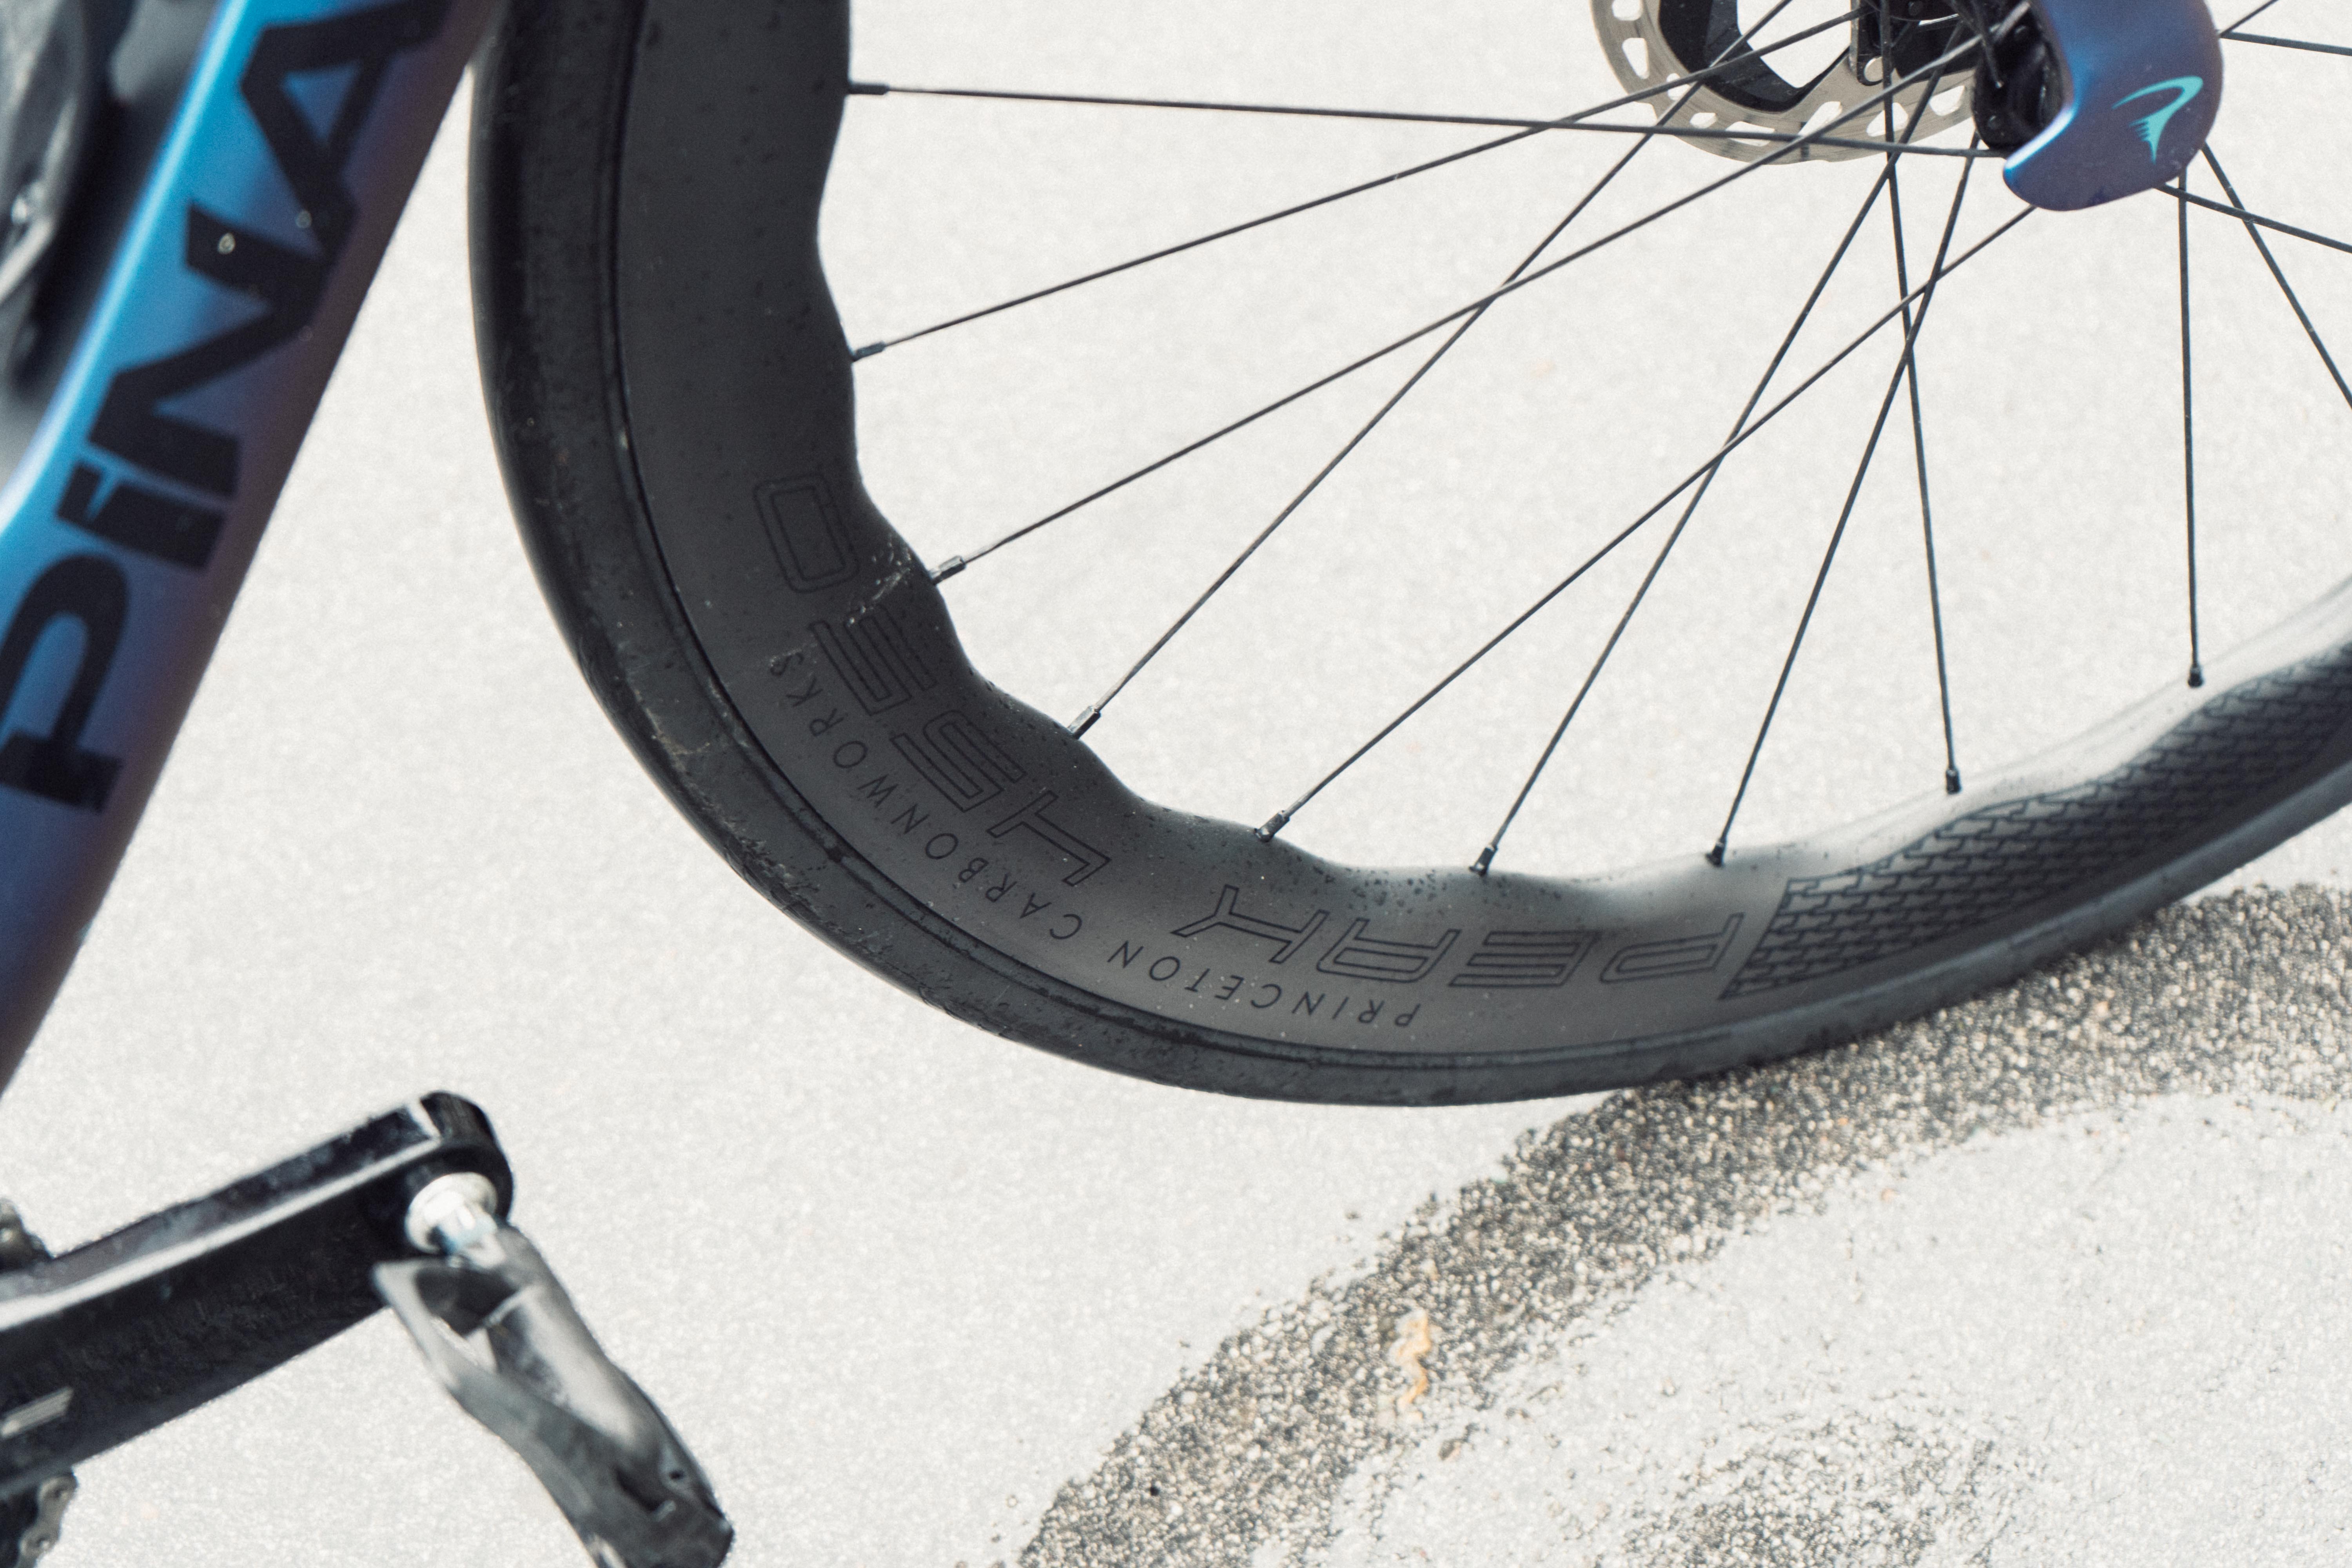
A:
0 1093 731 1568
0 1092 509 1498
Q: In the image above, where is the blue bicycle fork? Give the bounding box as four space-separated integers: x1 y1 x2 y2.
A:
1994 0 2224 211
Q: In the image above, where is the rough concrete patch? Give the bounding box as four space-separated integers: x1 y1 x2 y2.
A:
1020 886 2352 1567
1610 1411 2026 1568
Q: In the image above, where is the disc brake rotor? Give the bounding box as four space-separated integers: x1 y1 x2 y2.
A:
1591 0 1973 162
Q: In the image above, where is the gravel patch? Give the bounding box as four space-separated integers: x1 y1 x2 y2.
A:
1018 886 2352 1566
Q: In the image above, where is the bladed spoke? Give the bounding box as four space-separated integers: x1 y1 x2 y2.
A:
2169 190 2352 259
1069 0 1815 737
937 31 1999 586
855 8 1884 365
2219 31 2350 57
2201 149 2352 415
858 84 1989 151
1886 116 1965 794
1258 203 2033 845
2177 174 2204 690
1707 143 1979 866
1462 78 1960 873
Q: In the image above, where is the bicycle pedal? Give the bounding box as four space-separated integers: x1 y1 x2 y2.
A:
376 1175 732 1568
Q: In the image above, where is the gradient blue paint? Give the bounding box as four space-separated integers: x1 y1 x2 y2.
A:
0 0 490 1080
2004 0 2223 211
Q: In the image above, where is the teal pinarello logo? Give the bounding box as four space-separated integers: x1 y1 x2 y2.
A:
2114 76 2206 162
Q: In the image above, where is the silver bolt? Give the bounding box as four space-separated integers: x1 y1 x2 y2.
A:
403 1172 502 1261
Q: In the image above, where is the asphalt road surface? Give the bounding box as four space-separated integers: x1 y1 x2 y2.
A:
6 6 2352 1565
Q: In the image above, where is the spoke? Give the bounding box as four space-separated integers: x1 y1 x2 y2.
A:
1069 0 1812 737
2224 0 2289 30
868 138 1547 371
2221 31 2352 57
1707 145 1978 867
858 7 1877 364
2177 174 2204 689
2189 146 2352 690
2201 149 2352 414
1460 79 1956 873
858 80 1808 131
2171 189 2352 259
1462 174 1899 873
1533 124 1988 156
939 29 2003 581
1259 204 2035 843
860 84 1990 154
1886 112 1965 793
1066 172 1639 739
855 8 1864 135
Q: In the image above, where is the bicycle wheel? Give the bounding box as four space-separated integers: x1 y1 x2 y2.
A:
472 0 2352 1103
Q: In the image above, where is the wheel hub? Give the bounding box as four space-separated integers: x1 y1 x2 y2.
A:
1590 0 1975 163
1590 0 2228 211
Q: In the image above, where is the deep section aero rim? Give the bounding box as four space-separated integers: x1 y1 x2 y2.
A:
471 0 2352 1104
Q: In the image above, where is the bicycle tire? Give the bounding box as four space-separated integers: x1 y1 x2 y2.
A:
470 0 2352 1105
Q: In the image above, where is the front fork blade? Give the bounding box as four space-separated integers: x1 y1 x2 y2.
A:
1988 0 2223 211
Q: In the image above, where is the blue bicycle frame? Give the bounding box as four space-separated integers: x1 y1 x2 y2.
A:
0 0 492 1086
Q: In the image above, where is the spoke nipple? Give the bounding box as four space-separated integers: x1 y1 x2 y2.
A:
1069 706 1101 738
1705 842 1727 869
846 80 889 96
2188 664 2206 689
1945 767 1962 796
850 341 887 361
931 554 966 583
1256 811 1291 844
1470 848 1495 878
